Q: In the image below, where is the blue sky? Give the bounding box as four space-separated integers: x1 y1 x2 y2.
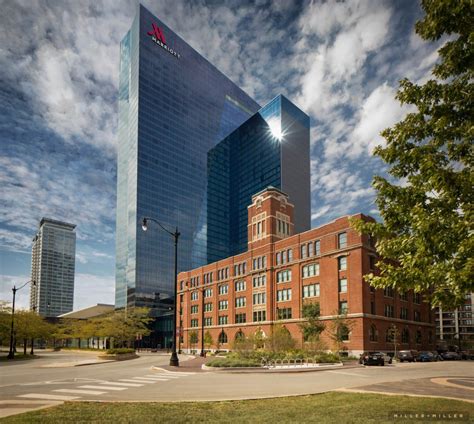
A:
0 0 440 310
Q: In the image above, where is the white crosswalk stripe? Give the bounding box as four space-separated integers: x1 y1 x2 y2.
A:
145 374 180 379
18 393 80 401
118 379 155 384
79 385 128 391
98 382 144 387
131 377 166 381
54 389 106 395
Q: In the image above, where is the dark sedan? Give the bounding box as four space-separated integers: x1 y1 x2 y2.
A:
359 352 385 366
440 351 461 360
418 351 438 362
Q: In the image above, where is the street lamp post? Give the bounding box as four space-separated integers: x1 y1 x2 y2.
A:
142 217 180 367
8 280 35 360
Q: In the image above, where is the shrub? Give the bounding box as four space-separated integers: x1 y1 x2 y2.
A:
106 348 136 355
206 358 261 368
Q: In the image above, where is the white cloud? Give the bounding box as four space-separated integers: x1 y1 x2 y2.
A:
0 274 31 310
74 273 115 310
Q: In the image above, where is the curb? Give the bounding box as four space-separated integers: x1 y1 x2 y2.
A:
201 363 364 373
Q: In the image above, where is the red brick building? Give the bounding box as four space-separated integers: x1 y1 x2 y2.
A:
177 187 435 355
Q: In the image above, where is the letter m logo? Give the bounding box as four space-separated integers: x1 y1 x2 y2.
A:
147 23 166 44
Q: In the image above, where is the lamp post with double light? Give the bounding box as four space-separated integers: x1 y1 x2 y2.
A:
142 217 180 367
7 280 36 360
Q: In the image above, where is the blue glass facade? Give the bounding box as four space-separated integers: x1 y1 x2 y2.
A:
115 5 260 311
207 95 311 263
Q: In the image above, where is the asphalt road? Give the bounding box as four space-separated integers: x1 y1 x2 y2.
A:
1 351 473 405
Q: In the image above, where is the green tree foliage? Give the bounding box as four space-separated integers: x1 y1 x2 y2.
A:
189 330 198 347
298 302 325 342
204 330 213 349
351 0 473 308
269 324 296 353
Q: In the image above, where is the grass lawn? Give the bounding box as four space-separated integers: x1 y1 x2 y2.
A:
2 392 472 424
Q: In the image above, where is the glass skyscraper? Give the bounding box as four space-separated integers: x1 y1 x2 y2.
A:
30 218 76 317
207 95 311 263
115 5 260 312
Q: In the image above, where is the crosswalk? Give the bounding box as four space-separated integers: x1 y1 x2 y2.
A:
17 371 195 402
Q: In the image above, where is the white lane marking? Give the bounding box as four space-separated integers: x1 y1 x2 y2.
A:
54 389 106 395
145 374 180 379
118 379 155 384
98 382 144 387
158 372 196 375
327 371 371 377
132 377 166 381
79 385 127 391
18 393 80 401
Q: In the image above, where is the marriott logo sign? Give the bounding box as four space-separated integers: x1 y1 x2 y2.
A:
147 22 181 59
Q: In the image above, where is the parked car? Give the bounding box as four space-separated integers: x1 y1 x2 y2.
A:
418 351 438 362
397 350 418 362
440 351 461 360
376 352 393 364
359 352 385 366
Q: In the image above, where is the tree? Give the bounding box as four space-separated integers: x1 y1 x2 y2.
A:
14 311 53 354
387 324 400 359
351 0 473 309
298 302 325 342
189 331 198 350
328 310 355 356
101 308 152 347
204 330 213 350
269 324 295 353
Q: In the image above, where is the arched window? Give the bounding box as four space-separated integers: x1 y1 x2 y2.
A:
369 325 378 342
338 325 350 341
235 330 245 341
218 331 228 345
254 329 265 348
401 328 409 344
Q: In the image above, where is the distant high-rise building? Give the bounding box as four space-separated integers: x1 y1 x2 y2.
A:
30 218 76 317
207 95 311 263
115 4 259 316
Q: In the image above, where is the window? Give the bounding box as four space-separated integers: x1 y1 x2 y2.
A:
302 263 319 278
281 251 286 264
204 317 212 326
338 325 350 341
204 303 213 312
191 291 198 301
218 315 228 325
253 256 266 270
277 288 292 302
414 310 421 322
218 284 228 295
287 249 293 262
384 287 394 297
339 301 348 314
401 328 409 344
235 297 246 308
179 281 183 291
314 240 321 256
276 269 292 283
308 242 313 257
338 232 347 248
300 244 307 259
400 291 408 302
276 252 281 265
218 331 228 344
253 275 266 287
252 292 266 305
253 310 266 322
235 313 246 323
235 280 246 292
414 293 421 304
303 283 320 298
204 288 212 298
384 304 394 318
191 319 198 328
369 256 376 270
191 305 198 314
218 300 228 310
416 330 422 344
400 307 408 320
277 307 292 320
338 256 347 271
370 301 376 315
339 278 348 293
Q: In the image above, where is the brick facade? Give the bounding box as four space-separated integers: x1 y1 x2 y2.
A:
177 187 435 355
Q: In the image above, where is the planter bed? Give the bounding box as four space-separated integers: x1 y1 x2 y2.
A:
97 352 138 361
